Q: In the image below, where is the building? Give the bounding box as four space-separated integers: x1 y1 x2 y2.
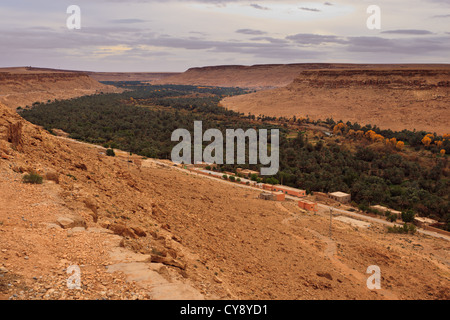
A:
262 184 274 191
259 192 285 202
272 185 306 198
328 192 351 204
273 192 285 201
236 168 260 178
298 200 318 212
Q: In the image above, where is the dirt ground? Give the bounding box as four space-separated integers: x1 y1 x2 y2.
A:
0 102 449 300
223 67 450 134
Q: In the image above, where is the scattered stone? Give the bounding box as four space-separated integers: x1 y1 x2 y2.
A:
108 224 137 239
131 226 147 238
149 255 186 270
317 272 333 281
56 215 86 229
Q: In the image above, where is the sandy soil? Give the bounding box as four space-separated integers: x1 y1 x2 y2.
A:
0 68 122 110
1 100 448 300
223 67 450 134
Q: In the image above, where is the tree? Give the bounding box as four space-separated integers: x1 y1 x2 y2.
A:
396 141 405 151
401 210 416 223
106 149 116 157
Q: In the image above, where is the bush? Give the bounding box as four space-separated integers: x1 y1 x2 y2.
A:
387 223 416 234
23 172 43 184
106 149 116 157
401 210 416 223
237 178 241 183
387 214 398 223
229 176 236 182
222 175 228 180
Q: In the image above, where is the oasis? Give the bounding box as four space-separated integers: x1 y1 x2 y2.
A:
171 121 279 176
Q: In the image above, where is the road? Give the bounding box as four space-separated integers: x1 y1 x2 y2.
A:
53 136 450 243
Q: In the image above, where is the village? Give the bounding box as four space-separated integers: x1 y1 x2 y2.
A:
164 161 449 238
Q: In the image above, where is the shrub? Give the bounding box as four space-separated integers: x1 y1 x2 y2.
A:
401 210 416 223
222 175 228 180
23 172 43 184
237 178 241 183
387 223 416 234
387 214 397 223
106 148 116 157
229 176 236 182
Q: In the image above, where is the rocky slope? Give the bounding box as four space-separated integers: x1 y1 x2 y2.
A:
0 68 122 110
87 72 181 83
1 101 449 300
154 63 381 89
223 67 450 134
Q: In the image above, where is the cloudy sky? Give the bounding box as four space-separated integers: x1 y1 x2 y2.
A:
0 0 449 72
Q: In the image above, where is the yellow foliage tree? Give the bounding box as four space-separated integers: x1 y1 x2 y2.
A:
422 136 433 147
396 141 405 151
441 149 446 156
333 123 347 135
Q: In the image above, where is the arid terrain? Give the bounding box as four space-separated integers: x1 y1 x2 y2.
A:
222 66 450 134
87 72 180 83
154 63 374 89
0 67 122 110
0 96 449 300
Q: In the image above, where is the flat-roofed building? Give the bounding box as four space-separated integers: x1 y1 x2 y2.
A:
272 185 306 198
328 192 351 204
299 200 318 212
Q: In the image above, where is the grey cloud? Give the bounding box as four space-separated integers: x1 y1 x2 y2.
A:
299 7 321 12
250 4 270 10
109 19 148 24
236 29 267 35
250 37 289 44
286 33 347 45
347 36 450 54
381 29 434 35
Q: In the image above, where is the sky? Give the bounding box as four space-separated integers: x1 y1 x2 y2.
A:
0 0 449 72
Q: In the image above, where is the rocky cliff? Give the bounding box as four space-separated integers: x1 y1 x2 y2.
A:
0 68 122 110
223 66 450 134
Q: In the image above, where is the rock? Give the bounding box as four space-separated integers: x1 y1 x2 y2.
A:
46 223 62 230
45 170 59 184
213 276 223 284
68 227 86 236
83 198 98 223
317 272 333 281
149 255 186 270
0 266 9 273
57 217 75 229
131 226 146 238
108 224 137 239
57 216 86 229
74 163 88 171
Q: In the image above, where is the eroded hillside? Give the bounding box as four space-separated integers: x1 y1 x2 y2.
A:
154 63 381 89
0 101 449 300
223 67 450 134
0 68 122 110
